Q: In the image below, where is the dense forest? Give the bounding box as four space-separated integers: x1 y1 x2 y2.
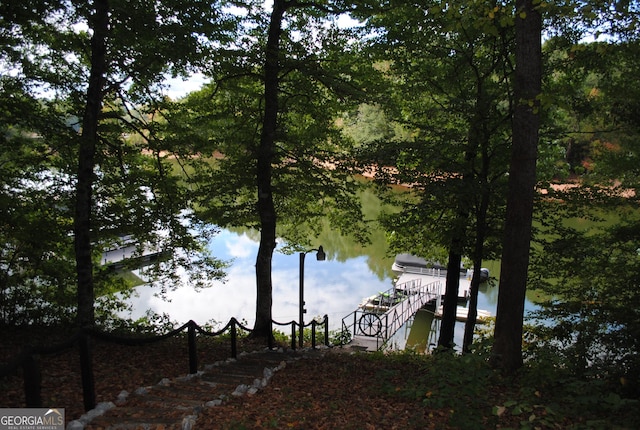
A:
2 0 639 404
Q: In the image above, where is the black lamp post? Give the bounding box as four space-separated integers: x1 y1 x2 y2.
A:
299 246 325 348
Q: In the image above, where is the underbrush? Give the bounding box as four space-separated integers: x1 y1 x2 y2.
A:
355 343 640 429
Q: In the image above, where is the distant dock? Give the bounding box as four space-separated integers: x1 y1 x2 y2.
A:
101 236 168 270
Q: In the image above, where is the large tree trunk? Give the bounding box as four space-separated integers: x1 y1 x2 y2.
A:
75 0 108 328
75 0 108 412
491 0 542 372
253 0 286 340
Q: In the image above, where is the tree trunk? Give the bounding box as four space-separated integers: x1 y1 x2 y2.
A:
74 0 108 412
437 249 462 349
253 0 286 340
462 265 482 353
491 0 542 372
463 192 490 352
463 131 491 353
75 0 108 328
438 95 484 349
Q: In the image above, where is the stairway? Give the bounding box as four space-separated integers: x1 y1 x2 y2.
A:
70 348 322 430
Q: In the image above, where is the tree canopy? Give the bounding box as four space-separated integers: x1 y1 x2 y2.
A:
0 0 235 326
1 0 640 391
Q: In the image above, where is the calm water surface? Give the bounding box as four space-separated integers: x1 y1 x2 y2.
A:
124 229 538 352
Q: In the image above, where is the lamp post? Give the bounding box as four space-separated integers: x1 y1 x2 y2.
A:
299 245 325 348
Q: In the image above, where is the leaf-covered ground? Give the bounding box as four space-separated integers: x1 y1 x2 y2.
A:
0 326 236 422
197 350 463 429
0 328 499 428
196 348 639 430
2 327 638 429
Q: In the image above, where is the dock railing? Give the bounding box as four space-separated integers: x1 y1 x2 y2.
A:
397 264 468 279
340 279 441 350
397 265 446 277
384 280 440 339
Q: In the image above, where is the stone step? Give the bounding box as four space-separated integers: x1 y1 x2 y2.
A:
74 348 326 430
85 406 189 430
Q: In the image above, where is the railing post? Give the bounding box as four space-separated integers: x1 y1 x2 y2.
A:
79 330 96 411
231 318 238 359
311 320 317 349
323 315 329 346
384 313 389 341
353 312 357 335
188 321 198 374
22 348 41 408
291 322 296 350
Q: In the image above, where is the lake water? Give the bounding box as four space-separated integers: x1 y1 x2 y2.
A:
124 228 538 352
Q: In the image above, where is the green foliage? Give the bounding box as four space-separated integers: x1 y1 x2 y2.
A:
529 199 640 403
330 328 352 346
542 40 640 182
352 0 514 264
421 351 498 428
492 399 562 430
173 6 380 249
366 348 499 428
358 339 639 428
0 0 238 326
271 329 292 346
508 336 640 428
0 80 77 325
507 25 640 391
99 309 179 335
526 46 640 405
298 325 328 347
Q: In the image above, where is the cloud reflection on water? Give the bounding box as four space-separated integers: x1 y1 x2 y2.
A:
123 230 392 331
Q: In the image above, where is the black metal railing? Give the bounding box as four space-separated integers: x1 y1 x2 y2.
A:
272 315 329 350
271 318 298 350
0 315 329 411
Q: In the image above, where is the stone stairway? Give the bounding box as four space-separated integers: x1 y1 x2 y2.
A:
69 348 323 430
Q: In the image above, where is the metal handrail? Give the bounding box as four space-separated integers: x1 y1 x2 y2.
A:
397 266 446 277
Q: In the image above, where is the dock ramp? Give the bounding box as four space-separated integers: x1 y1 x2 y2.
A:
340 278 442 351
